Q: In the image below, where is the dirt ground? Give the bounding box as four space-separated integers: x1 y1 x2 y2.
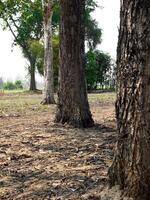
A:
0 92 116 200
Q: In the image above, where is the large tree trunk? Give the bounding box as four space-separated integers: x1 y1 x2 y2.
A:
41 0 55 104
109 0 150 199
55 0 94 128
29 58 36 91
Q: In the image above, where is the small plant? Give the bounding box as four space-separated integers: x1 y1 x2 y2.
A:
15 80 23 89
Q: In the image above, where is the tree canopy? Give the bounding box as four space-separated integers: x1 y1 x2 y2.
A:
85 50 113 90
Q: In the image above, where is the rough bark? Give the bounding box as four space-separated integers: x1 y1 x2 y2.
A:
55 0 94 128
109 0 150 199
29 58 36 91
41 0 55 104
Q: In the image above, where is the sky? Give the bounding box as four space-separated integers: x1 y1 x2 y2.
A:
0 0 120 81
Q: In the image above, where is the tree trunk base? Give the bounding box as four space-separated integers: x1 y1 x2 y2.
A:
41 97 56 105
28 89 42 93
98 186 134 200
108 155 150 200
55 112 94 128
29 88 37 92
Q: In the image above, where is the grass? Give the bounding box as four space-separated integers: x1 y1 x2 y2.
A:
1 89 26 94
0 93 50 114
89 92 116 103
0 92 116 114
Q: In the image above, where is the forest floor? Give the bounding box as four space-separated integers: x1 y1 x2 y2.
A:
0 92 116 200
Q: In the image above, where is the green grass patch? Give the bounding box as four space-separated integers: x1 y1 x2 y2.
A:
88 92 116 103
0 92 116 114
0 93 49 114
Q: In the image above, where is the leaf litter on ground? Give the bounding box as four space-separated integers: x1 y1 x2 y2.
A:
0 92 117 199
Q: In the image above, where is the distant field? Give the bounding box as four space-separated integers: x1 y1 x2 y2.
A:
0 91 116 114
0 89 26 94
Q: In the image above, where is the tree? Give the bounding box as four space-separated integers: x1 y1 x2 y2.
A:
55 0 94 128
15 80 23 89
85 50 97 90
41 0 55 104
52 35 59 88
0 0 43 91
36 34 59 89
95 50 111 89
109 0 150 199
29 40 44 77
3 80 23 90
85 50 112 90
3 81 15 90
51 0 102 49
85 0 102 49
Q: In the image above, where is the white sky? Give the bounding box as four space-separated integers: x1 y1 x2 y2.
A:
0 0 120 81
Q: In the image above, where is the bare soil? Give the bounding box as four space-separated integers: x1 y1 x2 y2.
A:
0 93 116 200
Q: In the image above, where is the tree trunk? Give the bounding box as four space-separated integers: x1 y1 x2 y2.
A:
55 0 94 128
109 0 150 199
41 0 55 104
29 58 36 91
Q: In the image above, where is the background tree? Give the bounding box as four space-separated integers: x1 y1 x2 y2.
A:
14 80 23 90
55 0 94 128
41 0 55 104
85 50 97 90
3 81 16 90
3 80 23 90
37 34 59 90
46 0 102 92
50 0 102 49
109 0 150 199
0 0 101 92
0 0 43 91
85 0 102 49
24 39 44 88
95 50 111 89
85 50 112 90
29 40 44 77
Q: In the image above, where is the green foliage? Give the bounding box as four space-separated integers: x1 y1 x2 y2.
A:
0 0 102 90
0 0 59 45
85 50 97 90
85 50 112 90
27 39 44 76
95 50 112 88
51 0 102 49
0 0 43 89
0 0 43 46
85 0 102 49
3 80 23 90
15 80 23 89
3 81 16 90
85 19 102 49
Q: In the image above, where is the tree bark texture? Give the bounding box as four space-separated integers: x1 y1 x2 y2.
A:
55 0 94 128
41 0 55 104
29 58 36 91
109 0 150 199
